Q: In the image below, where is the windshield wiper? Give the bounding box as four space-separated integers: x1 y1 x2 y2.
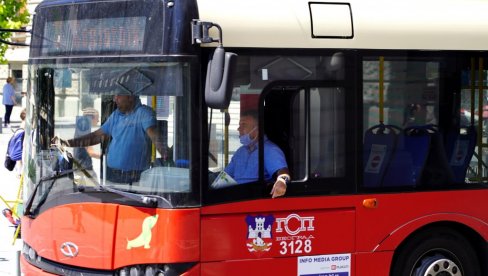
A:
25 142 173 216
24 142 91 216
72 165 173 208
24 167 79 217
71 165 173 208
96 185 173 208
24 165 173 217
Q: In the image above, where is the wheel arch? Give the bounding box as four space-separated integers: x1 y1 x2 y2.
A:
388 221 487 276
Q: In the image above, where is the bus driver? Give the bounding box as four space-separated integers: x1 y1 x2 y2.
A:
224 110 290 198
53 92 165 184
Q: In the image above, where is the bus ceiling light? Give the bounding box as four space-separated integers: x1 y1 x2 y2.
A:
192 20 237 110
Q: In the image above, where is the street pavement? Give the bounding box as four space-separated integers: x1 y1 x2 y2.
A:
0 106 26 276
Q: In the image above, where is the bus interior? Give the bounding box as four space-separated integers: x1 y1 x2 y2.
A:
207 51 488 201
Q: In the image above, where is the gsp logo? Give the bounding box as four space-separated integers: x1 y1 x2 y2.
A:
275 214 315 235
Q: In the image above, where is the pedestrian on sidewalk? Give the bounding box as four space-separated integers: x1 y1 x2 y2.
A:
14 108 26 178
19 108 26 129
2 77 17 128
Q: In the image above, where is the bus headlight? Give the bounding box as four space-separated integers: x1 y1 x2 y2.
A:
144 266 157 275
118 265 162 276
116 263 196 276
118 267 129 276
22 242 41 264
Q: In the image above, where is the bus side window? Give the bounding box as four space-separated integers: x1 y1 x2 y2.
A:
309 87 346 178
264 86 346 182
264 89 301 179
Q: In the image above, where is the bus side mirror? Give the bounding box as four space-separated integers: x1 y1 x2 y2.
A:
205 46 237 109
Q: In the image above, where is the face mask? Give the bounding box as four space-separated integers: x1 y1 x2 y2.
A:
239 127 257 146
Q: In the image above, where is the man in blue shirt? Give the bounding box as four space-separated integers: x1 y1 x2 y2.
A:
225 111 290 198
59 93 165 183
2 77 17 128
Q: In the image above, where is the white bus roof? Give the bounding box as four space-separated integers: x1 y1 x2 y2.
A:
198 0 488 50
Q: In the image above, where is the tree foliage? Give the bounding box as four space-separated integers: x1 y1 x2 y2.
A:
0 0 30 63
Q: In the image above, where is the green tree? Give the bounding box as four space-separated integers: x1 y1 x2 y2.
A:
0 0 30 63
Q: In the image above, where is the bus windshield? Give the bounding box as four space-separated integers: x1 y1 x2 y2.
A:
23 61 197 213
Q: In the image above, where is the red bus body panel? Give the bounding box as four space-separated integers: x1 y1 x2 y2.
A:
113 205 200 267
355 190 488 252
21 190 487 275
200 189 488 275
21 203 200 271
201 205 355 262
22 203 118 269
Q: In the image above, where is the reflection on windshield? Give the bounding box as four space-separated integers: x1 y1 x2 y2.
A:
23 62 196 212
25 146 182 215
25 147 77 216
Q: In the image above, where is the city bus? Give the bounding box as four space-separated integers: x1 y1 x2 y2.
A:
17 0 487 275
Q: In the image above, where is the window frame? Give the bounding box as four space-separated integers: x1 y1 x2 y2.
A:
260 80 358 197
203 79 358 205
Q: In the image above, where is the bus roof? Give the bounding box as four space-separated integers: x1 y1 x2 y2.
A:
197 0 488 50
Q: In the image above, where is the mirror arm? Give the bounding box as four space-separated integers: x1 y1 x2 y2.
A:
191 20 223 46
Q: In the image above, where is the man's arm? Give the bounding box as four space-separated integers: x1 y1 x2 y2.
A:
66 128 107 147
264 142 290 198
270 168 290 198
146 126 165 157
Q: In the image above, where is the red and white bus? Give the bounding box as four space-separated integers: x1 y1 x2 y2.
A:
19 0 487 275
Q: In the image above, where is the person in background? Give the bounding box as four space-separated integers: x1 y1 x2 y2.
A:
15 108 27 178
19 108 26 129
2 77 17 128
403 103 423 128
224 110 290 198
55 93 166 184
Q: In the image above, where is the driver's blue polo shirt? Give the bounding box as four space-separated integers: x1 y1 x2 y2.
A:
101 100 156 171
225 136 288 184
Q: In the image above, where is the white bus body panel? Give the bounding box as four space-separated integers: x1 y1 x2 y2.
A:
197 0 488 50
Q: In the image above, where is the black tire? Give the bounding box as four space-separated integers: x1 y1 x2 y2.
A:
391 227 481 276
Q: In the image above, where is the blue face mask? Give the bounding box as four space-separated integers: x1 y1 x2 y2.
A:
239 127 257 146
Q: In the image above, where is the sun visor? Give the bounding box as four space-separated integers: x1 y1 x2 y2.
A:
83 65 183 96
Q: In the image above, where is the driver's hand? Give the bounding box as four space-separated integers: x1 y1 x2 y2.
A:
270 180 287 198
51 136 70 148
